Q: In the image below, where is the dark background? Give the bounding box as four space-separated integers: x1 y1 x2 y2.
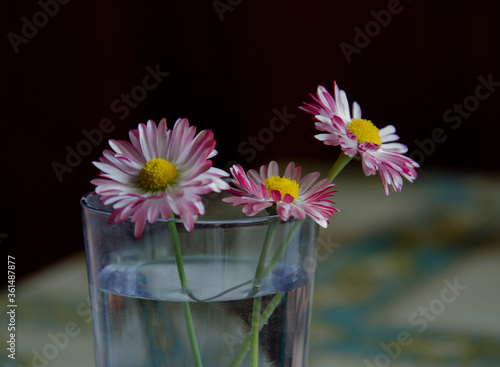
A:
1 0 499 281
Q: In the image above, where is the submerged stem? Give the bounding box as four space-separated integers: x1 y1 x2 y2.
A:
251 297 262 367
183 301 202 367
200 280 253 302
167 217 203 367
230 293 285 367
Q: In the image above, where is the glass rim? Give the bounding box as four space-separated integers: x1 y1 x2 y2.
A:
80 191 281 226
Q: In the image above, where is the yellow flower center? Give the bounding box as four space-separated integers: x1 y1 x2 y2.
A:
347 119 382 145
139 158 178 191
264 176 300 200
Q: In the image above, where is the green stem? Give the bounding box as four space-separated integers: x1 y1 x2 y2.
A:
183 302 202 367
327 151 353 183
251 297 262 367
167 223 200 302
168 220 188 291
230 293 285 367
200 280 253 302
263 220 303 278
167 218 203 367
202 219 303 302
247 217 281 298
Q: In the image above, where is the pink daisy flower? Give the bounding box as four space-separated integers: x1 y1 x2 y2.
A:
301 82 419 195
91 118 229 238
223 161 338 228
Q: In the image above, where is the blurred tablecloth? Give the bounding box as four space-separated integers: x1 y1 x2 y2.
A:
2 167 500 367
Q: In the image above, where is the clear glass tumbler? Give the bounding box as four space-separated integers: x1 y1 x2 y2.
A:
81 192 318 367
